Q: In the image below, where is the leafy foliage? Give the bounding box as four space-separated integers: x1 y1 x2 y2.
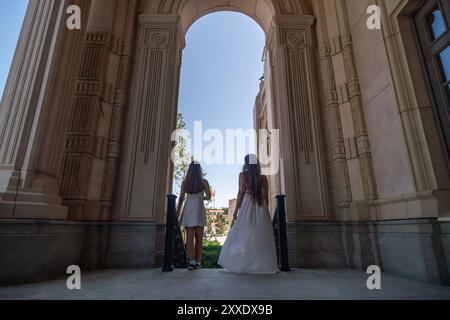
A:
202 240 223 269
173 113 190 189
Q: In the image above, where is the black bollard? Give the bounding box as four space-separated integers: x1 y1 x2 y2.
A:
163 194 177 272
276 195 291 272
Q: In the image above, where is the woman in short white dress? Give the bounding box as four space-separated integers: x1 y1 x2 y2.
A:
177 162 211 270
218 154 278 274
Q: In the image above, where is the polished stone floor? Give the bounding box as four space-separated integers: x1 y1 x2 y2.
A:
0 269 449 300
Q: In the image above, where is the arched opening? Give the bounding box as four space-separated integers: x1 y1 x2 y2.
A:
172 11 266 255
178 1 274 36
119 0 327 230
1 0 449 288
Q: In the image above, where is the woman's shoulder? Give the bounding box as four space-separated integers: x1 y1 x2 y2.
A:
202 178 210 188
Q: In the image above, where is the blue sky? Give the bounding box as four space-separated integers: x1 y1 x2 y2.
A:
0 4 265 209
0 0 28 95
178 12 265 207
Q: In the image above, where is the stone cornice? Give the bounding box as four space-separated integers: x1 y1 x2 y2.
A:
138 13 180 25
273 14 316 27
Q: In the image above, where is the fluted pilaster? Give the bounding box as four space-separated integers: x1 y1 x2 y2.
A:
0 0 90 219
268 15 330 221
116 14 184 223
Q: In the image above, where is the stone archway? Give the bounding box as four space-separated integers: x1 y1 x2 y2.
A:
115 0 330 225
2 0 450 286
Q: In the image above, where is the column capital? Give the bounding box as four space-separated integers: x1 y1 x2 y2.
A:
138 14 181 25
267 15 315 51
138 14 185 50
272 14 316 27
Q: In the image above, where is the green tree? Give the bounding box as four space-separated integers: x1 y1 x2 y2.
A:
173 113 190 189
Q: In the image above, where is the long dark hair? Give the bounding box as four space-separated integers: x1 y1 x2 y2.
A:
243 154 263 205
185 162 204 194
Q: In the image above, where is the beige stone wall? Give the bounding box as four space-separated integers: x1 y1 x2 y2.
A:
254 76 280 214
0 0 91 219
60 0 138 221
343 0 450 220
308 0 450 221
1 0 448 224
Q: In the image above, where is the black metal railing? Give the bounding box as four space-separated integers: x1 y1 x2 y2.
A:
164 193 290 272
272 195 291 272
173 209 187 269
162 194 187 272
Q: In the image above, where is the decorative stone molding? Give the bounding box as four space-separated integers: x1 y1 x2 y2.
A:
379 0 450 205
102 0 140 210
280 28 309 50
331 36 342 55
153 0 310 16
60 0 140 221
101 50 134 205
280 27 313 164
319 42 352 209
60 31 111 215
142 30 170 49
269 15 330 221
117 14 184 222
274 0 306 15
341 32 378 202
337 83 349 104
0 0 90 219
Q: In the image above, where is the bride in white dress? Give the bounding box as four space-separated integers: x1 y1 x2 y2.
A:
218 154 279 274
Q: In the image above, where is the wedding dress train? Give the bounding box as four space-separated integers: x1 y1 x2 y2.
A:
218 194 278 274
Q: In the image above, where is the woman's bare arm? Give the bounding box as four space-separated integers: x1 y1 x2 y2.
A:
262 175 269 205
233 173 246 220
203 179 212 201
177 182 186 217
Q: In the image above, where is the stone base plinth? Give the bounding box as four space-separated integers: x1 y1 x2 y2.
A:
288 219 450 286
0 220 165 286
2 218 449 287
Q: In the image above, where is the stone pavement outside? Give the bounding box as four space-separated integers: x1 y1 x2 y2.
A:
0 269 449 300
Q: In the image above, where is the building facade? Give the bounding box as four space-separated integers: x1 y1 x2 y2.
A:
0 0 449 286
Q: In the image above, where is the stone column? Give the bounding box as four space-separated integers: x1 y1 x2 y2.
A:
311 0 353 218
0 0 90 219
268 15 330 221
341 32 378 202
318 41 352 210
115 14 184 223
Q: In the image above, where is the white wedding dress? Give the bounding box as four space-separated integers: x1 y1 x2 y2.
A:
218 194 279 274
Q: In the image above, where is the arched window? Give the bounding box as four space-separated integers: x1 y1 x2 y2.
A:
414 0 450 164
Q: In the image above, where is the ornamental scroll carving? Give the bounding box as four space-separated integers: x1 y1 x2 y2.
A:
138 27 171 165
141 29 170 49
281 28 309 50
280 27 313 164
